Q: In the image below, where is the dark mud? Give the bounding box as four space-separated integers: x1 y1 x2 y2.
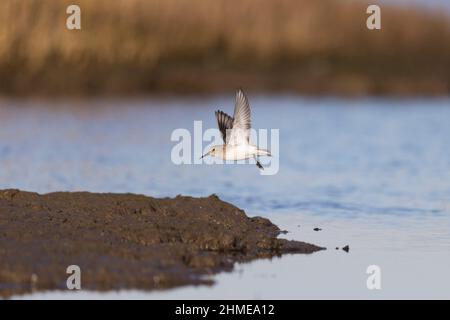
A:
0 190 324 298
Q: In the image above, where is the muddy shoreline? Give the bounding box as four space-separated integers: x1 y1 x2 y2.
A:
0 189 324 298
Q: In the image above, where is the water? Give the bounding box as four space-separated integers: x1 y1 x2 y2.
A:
1 96 450 299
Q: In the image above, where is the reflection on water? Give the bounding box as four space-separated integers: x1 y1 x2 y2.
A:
1 96 450 299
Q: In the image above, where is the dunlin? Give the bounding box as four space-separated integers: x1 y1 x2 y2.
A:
201 89 271 170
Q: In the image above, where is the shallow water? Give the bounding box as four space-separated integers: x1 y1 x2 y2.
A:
1 95 450 299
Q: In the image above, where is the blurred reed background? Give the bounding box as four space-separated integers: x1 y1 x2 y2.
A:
0 0 449 96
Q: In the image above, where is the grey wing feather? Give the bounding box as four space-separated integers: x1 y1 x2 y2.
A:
215 110 234 144
229 89 251 145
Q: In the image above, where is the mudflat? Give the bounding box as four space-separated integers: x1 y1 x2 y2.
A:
0 189 324 298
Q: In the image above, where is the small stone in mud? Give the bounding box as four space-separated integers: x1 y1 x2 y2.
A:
342 245 350 253
313 227 322 232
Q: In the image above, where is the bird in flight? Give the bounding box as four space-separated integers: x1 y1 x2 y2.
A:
201 89 271 170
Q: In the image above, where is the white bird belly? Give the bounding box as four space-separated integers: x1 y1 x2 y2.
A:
223 145 257 160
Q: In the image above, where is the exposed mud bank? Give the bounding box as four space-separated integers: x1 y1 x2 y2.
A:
0 189 324 298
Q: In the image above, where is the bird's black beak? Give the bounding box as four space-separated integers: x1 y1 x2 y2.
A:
200 151 210 159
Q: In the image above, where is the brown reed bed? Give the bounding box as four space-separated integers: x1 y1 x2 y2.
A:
0 0 449 96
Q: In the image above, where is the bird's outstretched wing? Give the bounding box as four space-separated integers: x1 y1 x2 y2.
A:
228 89 251 145
215 110 234 144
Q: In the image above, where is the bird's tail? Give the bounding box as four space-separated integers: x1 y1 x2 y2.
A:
256 148 271 157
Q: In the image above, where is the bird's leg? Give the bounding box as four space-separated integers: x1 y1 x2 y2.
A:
254 155 264 170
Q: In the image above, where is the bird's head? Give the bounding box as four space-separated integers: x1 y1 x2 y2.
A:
200 145 221 159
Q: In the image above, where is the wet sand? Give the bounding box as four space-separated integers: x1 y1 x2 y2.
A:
0 189 324 298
